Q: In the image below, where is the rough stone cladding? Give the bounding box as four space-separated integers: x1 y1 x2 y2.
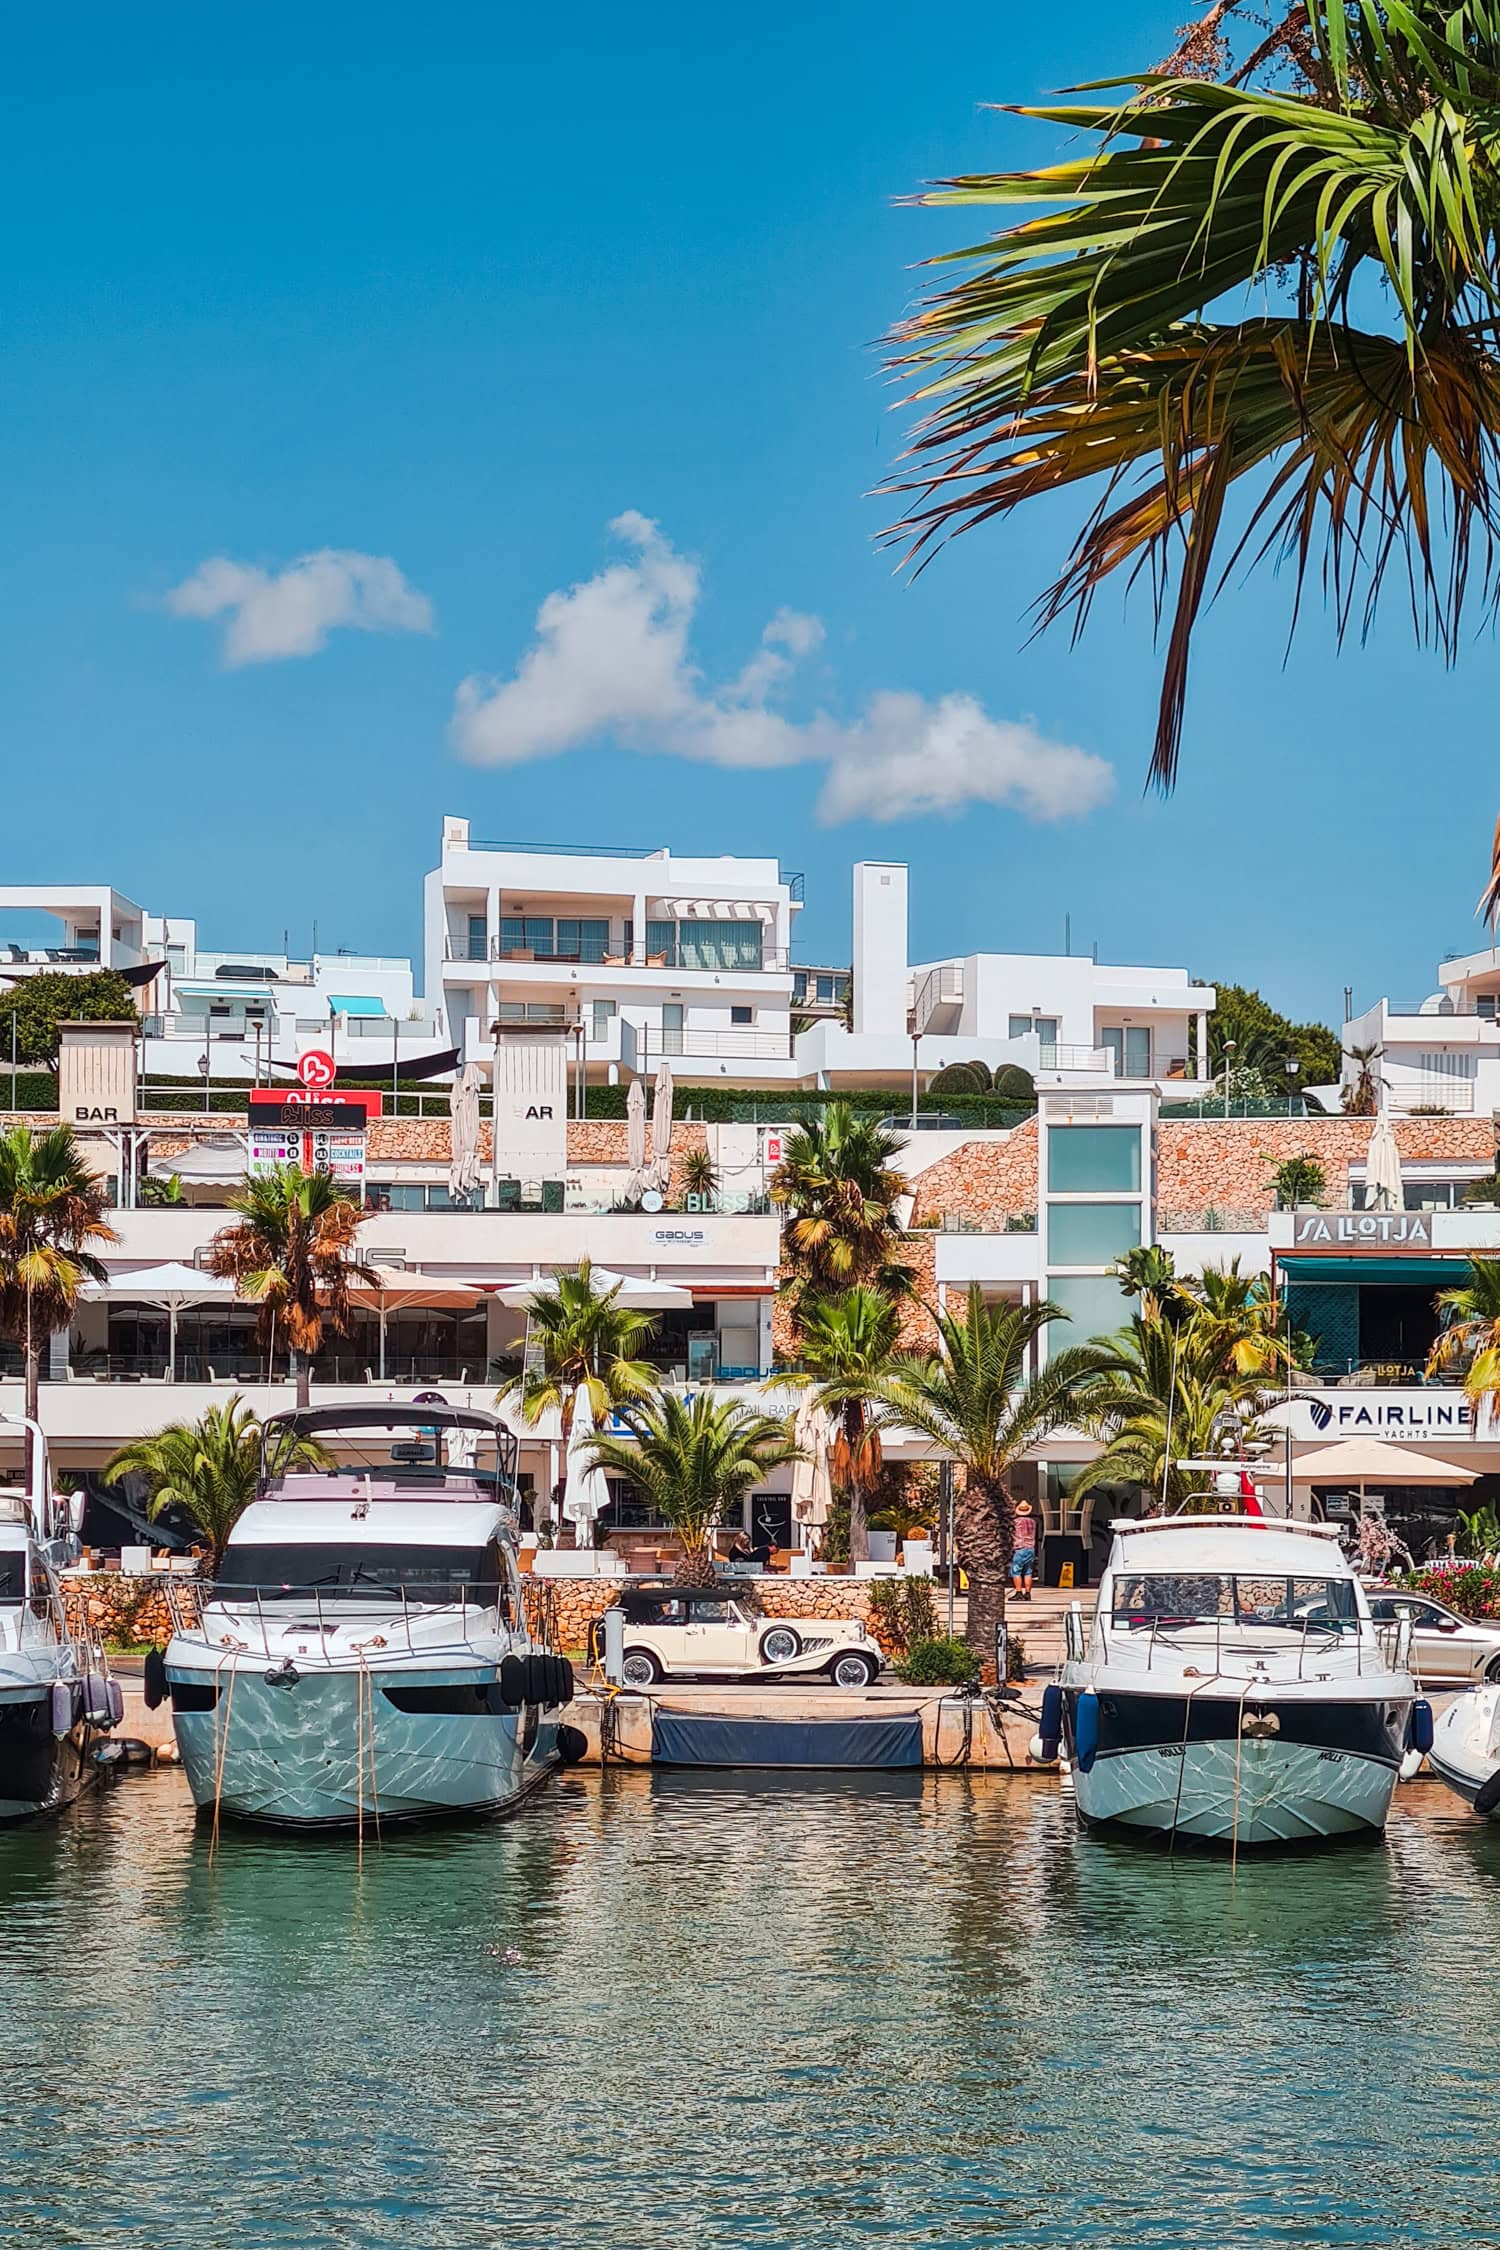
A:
63 1573 199 1645
1156 1116 1495 1216
908 1122 1039 1228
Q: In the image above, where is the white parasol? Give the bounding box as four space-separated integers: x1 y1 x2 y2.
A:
789 1390 833 1547
495 1265 692 1311
625 1073 650 1202
1363 1108 1404 1213
448 1063 484 1200
79 1260 237 1382
349 1267 486 1383
562 1383 611 1540
651 1059 675 1191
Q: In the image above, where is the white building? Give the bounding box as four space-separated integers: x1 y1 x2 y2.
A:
425 819 803 1086
0 879 428 1081
1344 941 1500 1114
794 862 1217 1096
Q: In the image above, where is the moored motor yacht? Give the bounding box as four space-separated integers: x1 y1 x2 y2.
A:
1049 1515 1424 1847
0 1423 123 1820
1427 1688 1500 1817
162 1404 573 1830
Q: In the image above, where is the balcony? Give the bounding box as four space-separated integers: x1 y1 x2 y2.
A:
443 935 789 974
636 1025 794 1065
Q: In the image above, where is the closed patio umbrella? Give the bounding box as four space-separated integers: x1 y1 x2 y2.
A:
79 1260 238 1381
1364 1110 1404 1213
625 1074 649 1202
651 1060 675 1192
448 1063 484 1200
562 1383 610 1541
789 1390 833 1549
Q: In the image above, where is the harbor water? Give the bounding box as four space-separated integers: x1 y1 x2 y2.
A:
3 1768 1498 2248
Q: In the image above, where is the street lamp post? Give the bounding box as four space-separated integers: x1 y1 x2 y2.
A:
1284 1055 1300 1117
1222 1038 1237 1120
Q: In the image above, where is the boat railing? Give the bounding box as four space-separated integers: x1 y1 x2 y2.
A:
1089 1605 1403 1680
168 1577 504 1663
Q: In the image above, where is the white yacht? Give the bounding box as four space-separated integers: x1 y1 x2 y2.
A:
0 1435 122 1820
163 1404 573 1831
1428 1690 1500 1817
1049 1515 1423 1846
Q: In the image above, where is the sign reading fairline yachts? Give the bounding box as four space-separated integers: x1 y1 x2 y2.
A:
1291 1211 1432 1248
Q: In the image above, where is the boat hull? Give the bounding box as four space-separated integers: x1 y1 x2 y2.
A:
167 1659 559 1829
0 1687 88 1822
1429 1689 1500 1817
1065 1689 1406 1845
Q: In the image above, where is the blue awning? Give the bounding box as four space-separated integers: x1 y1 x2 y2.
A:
328 994 386 1018
1278 1256 1459 1286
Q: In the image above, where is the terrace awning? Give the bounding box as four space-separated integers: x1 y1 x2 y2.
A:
329 994 386 1016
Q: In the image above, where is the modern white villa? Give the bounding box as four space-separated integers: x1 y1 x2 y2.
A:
1344 941 1500 1115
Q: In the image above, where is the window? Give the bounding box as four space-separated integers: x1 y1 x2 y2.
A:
216 1543 499 1602
1009 1014 1059 1044
661 1004 684 1055
1046 1273 1131 1341
816 975 838 1004
1048 1202 1140 1267
1102 1026 1152 1079
0 1553 23 1602
674 921 764 972
498 917 608 961
466 914 487 962
591 1000 616 1039
730 1005 753 1026
1111 1574 1358 1631
1048 1125 1142 1193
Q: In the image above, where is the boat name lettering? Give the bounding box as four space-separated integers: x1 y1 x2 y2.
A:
1291 1211 1432 1247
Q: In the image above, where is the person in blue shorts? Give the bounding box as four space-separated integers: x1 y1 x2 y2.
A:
1011 1496 1038 1601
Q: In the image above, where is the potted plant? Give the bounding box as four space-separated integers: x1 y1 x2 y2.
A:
1269 1154 1326 1211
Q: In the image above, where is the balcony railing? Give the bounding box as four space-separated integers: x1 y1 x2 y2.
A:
637 1026 794 1063
443 936 790 973
1157 1206 1271 1234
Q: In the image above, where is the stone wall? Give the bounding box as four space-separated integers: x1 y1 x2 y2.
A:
62 1573 199 1647
523 1573 896 1658
908 1120 1040 1228
1156 1115 1495 1221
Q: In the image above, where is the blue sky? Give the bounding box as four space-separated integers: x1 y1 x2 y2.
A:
2 1 1493 1024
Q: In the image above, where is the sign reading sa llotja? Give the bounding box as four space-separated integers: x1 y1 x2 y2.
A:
1291 1211 1433 1248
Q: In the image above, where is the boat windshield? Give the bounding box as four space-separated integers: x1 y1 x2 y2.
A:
0 1553 23 1603
1111 1573 1360 1633
215 1543 499 1605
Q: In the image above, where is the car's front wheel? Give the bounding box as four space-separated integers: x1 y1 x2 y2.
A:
759 1625 802 1667
1484 1654 1500 1684
620 1648 662 1688
831 1651 878 1688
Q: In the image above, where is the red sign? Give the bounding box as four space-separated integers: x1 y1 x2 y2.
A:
249 1090 382 1124
297 1049 336 1089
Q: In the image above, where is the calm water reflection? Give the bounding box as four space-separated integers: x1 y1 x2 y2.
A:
2 1769 1497 2248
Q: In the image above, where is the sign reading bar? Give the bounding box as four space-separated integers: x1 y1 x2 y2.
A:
1291 1211 1432 1249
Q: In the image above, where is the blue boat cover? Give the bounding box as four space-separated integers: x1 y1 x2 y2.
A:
650 1708 924 1770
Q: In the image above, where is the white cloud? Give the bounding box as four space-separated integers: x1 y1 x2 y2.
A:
164 549 434 665
451 515 1112 825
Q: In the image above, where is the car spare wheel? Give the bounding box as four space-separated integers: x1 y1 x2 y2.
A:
620 1648 661 1688
832 1651 877 1688
759 1625 802 1666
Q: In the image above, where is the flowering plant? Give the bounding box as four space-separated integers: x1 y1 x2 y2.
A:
1395 1565 1500 1620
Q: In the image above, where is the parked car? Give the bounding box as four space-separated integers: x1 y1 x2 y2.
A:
591 1582 882 1688
1366 1588 1500 1684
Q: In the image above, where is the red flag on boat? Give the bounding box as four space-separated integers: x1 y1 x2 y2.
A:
1240 1470 1265 1518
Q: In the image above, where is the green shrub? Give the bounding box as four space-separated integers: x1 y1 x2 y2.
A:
1398 1564 1500 1617
896 1634 980 1686
866 1575 938 1655
928 1062 991 1097
1005 1632 1027 1682
991 1063 1036 1102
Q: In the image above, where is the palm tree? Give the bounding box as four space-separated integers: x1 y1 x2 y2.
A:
885 0 1500 907
1342 1044 1383 1116
877 1288 1115 1658
1074 1316 1277 1517
0 1124 116 1475
782 1286 903 1565
107 1397 327 1573
1429 1257 1500 1406
1191 1259 1298 1379
584 1392 803 1586
1110 1245 1186 1324
770 1103 913 1329
207 1165 374 1407
496 1258 661 1442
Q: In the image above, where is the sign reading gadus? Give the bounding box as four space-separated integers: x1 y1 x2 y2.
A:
1284 1392 1477 1442
1291 1211 1433 1249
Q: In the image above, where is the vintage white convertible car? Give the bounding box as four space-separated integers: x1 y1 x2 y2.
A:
594 1582 882 1688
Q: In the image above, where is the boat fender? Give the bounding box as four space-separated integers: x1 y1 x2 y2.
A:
1410 1699 1435 1756
82 1673 116 1728
1074 1690 1100 1775
555 1723 588 1766
49 1681 74 1739
1038 1684 1064 1761
1399 1749 1423 1783
499 1654 529 1711
143 1647 168 1711
1474 1766 1500 1819
554 1656 575 1708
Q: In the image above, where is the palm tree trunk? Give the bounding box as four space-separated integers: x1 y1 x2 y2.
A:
677 1539 719 1589
847 1470 869 1565
292 1347 310 1410
956 1470 1012 1670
